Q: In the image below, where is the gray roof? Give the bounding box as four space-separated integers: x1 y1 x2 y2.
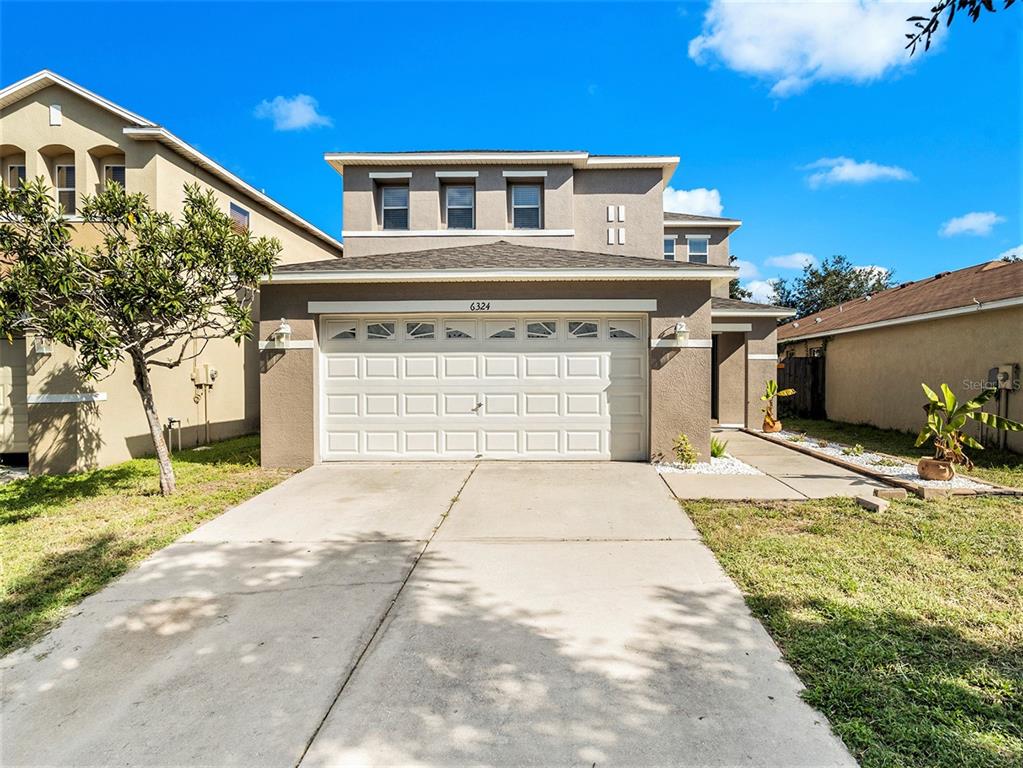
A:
275 241 729 274
664 211 741 224
711 297 793 314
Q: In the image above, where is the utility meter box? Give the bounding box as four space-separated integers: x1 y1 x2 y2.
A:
995 363 1020 390
190 364 219 387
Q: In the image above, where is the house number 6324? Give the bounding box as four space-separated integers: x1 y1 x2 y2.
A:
468 301 491 312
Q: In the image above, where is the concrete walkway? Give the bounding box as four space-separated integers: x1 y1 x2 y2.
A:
2 462 855 767
662 429 889 500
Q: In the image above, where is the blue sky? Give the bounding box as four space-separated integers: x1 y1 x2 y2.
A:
2 2 1020 299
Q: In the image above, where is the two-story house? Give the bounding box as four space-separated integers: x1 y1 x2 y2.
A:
258 151 791 466
0 71 342 473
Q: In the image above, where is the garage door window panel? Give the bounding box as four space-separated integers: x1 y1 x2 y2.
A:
526 321 557 339
569 321 599 339
327 321 357 340
609 319 641 339
366 321 396 340
406 321 436 340
486 321 517 340
445 320 476 339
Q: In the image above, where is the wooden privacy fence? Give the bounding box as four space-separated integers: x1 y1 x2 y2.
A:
778 356 826 419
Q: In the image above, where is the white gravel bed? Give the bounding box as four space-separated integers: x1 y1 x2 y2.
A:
776 431 993 490
656 455 764 475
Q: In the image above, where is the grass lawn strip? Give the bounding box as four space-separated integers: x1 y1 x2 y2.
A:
687 494 1023 768
0 436 295 656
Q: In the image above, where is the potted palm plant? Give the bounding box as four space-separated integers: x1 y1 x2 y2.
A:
914 383 1023 480
760 379 796 433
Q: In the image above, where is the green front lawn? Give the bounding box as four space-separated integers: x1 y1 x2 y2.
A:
784 417 1023 488
0 436 294 656
687 494 1023 768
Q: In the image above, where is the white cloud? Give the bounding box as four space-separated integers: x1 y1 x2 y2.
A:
745 279 780 304
939 211 1005 237
663 186 723 217
733 259 760 279
688 0 936 97
765 252 816 269
803 157 914 188
997 244 1022 259
254 94 332 131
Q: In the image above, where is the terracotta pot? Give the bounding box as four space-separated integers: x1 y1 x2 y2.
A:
763 418 782 433
918 458 955 481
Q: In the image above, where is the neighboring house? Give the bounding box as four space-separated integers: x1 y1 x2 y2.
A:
0 70 342 473
778 259 1023 453
258 151 792 466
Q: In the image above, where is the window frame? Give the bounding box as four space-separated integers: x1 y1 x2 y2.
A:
7 164 26 189
381 184 410 231
663 236 677 261
229 202 250 232
685 235 710 265
444 184 475 230
103 164 126 190
510 183 542 230
55 164 76 214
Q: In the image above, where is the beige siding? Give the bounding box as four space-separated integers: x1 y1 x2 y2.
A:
0 339 28 453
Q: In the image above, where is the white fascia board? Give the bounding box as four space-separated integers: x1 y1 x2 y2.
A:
124 128 342 252
663 219 741 228
369 171 412 179
0 70 155 125
266 267 737 284
308 299 658 314
503 170 548 178
341 229 574 238
684 233 711 240
435 170 479 178
748 353 778 360
779 295 1023 343
712 307 796 319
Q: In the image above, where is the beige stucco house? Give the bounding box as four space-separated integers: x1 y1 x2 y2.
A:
258 151 792 466
0 70 342 473
778 259 1023 453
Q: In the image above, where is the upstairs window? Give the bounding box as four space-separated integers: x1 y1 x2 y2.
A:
511 184 541 229
663 237 676 261
7 165 26 189
55 165 76 214
381 185 409 230
103 164 126 190
445 185 475 229
687 236 709 264
230 202 250 232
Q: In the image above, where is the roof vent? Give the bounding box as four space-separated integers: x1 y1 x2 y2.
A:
934 271 951 279
815 317 822 323
865 294 872 301
793 321 800 328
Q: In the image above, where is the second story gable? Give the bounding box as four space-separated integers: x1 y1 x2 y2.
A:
328 151 678 259
0 71 341 264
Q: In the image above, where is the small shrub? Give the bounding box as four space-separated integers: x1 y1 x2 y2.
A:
872 457 902 468
786 434 804 443
816 440 830 448
842 443 865 457
672 433 699 466
710 437 729 458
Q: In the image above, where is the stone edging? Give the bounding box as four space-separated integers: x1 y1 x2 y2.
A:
741 429 1023 500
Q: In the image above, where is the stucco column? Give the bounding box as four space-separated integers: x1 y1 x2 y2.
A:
746 318 780 429
259 317 317 468
715 331 746 427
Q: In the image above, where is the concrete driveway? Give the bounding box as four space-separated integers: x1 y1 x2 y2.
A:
2 462 854 768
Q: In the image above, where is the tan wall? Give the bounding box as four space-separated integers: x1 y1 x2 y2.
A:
746 318 780 428
0 339 28 453
791 307 1023 452
258 279 713 467
715 332 746 426
341 165 664 260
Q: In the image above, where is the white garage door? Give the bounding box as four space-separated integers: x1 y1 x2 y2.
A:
319 314 648 461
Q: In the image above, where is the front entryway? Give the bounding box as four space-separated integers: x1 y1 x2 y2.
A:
319 314 649 461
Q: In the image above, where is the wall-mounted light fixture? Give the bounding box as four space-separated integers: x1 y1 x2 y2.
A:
272 318 292 346
33 336 53 356
674 320 689 343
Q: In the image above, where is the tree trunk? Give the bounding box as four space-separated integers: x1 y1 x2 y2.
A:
130 350 176 495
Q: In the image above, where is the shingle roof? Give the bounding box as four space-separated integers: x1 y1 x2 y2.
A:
711 297 793 314
778 259 1023 341
275 241 731 274
664 211 741 224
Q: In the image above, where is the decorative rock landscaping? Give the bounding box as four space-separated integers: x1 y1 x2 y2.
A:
656 455 763 476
